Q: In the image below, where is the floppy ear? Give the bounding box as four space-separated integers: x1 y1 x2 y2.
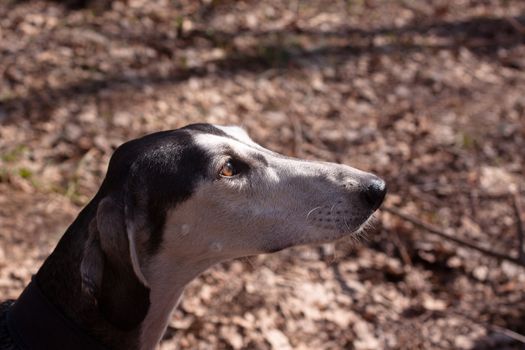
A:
80 219 104 300
80 195 150 330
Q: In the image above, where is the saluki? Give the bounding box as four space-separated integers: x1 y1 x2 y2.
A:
0 123 386 350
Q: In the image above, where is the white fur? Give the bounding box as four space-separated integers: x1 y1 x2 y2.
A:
215 125 259 147
135 125 381 349
127 226 150 288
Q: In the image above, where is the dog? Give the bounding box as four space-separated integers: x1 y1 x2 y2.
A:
0 123 386 350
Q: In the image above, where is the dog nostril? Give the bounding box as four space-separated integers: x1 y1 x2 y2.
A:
362 177 387 211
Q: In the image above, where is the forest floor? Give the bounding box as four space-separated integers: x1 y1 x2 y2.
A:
1 0 525 349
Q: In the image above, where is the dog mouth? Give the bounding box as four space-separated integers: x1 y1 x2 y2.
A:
261 210 376 254
353 213 377 237
301 205 380 246
306 204 375 233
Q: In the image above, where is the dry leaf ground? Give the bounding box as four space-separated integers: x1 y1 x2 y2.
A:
1 0 525 349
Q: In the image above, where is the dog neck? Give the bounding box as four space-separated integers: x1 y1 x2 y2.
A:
139 257 214 350
35 203 137 349
32 201 214 350
7 278 108 350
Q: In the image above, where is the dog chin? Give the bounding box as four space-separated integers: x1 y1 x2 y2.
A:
330 213 377 241
354 213 377 235
263 214 377 254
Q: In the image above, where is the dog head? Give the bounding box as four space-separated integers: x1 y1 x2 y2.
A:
163 124 386 258
80 123 386 330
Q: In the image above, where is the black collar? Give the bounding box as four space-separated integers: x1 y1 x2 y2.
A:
7 277 108 350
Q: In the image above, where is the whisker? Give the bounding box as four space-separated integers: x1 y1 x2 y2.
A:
306 206 321 221
329 203 336 218
343 212 351 232
355 215 377 242
331 243 339 263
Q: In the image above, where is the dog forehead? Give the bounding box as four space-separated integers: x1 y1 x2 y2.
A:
213 125 257 145
191 126 265 156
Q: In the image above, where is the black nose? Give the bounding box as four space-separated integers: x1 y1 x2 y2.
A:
361 177 387 211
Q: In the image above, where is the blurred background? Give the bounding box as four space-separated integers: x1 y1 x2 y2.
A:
0 0 524 349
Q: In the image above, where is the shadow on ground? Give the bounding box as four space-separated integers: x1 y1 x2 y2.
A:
1 9 524 125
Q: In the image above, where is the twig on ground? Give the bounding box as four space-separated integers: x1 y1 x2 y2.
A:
506 17 525 34
511 190 525 264
489 323 525 344
384 206 525 267
392 230 412 266
453 310 525 345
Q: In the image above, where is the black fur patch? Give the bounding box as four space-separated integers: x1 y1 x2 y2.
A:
74 126 219 330
102 123 265 255
0 301 19 350
110 128 214 254
3 123 236 348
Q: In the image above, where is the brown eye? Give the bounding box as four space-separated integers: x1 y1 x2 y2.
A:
220 161 236 177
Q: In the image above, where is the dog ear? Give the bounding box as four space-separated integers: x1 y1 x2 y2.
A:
80 195 150 330
80 219 104 300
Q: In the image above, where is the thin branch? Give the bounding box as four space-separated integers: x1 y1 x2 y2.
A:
511 190 525 264
452 310 525 345
489 323 525 344
392 230 412 266
506 17 525 34
383 206 525 267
